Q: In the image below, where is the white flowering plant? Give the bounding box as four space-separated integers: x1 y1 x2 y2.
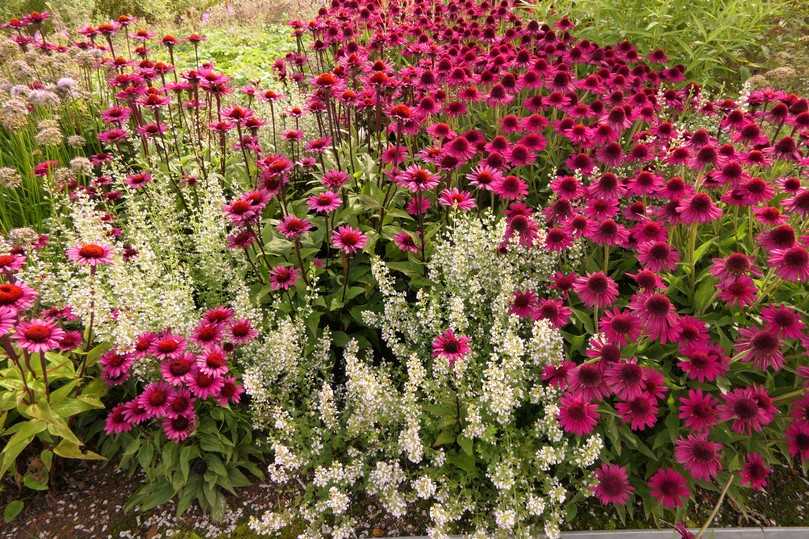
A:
247 215 600 538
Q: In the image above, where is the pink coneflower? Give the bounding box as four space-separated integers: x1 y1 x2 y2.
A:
196 347 229 377
630 292 680 344
535 299 571 328
740 452 770 490
761 304 804 338
104 404 133 434
307 191 341 214
216 376 244 406
322 170 350 190
606 359 646 400
709 252 761 284
735 325 784 371
438 188 476 211
165 388 195 419
785 189 809 218
229 319 256 345
569 362 611 401
270 265 300 290
628 269 666 292
0 253 26 273
600 309 641 347
719 386 777 434
191 321 222 349
637 241 680 272
0 306 16 337
125 171 152 189
139 382 172 418
617 394 659 431
492 175 528 200
542 361 575 388
188 367 224 399
392 231 418 253
573 272 619 309
675 434 722 480
585 218 627 246
718 275 757 307
678 343 728 382
332 226 368 255
510 290 539 319
123 399 151 424
558 393 599 436
467 164 503 192
648 468 690 509
162 413 197 442
14 318 65 353
432 329 471 366
675 316 710 350
203 307 234 327
504 213 539 248
758 224 796 252
277 215 313 240
545 227 573 251
66 243 113 266
99 349 134 379
786 421 809 461
160 353 195 386
769 245 809 282
790 394 809 424
150 332 186 360
586 337 622 364
677 192 722 224
594 464 633 505
678 389 718 432
401 165 439 192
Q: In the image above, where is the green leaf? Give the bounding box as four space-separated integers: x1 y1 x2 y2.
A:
40 449 53 471
84 342 113 369
433 429 456 447
3 500 23 523
53 440 105 461
0 420 46 477
23 473 48 491
457 435 474 456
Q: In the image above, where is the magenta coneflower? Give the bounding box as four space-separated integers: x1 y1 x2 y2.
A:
617 394 659 431
606 359 646 400
761 304 804 338
677 192 722 224
718 275 757 307
150 332 186 360
674 316 709 351
432 329 471 366
674 434 722 480
322 170 350 190
123 399 151 424
66 243 113 266
99 349 134 379
740 452 770 490
786 421 809 462
197 347 229 377
648 468 690 509
785 189 809 218
630 292 680 344
104 404 133 435
307 191 341 214
0 253 26 273
165 388 195 419
709 252 761 284
535 299 571 328
188 367 224 399
573 272 619 309
758 224 796 252
401 165 439 192
160 353 195 386
790 394 809 424
277 215 313 240
163 413 197 442
678 389 718 432
719 386 777 434
735 325 784 371
14 318 65 353
628 269 666 292
270 265 300 290
600 309 641 347
569 362 611 401
678 343 728 382
392 231 418 253
558 393 599 436
216 376 244 406
332 225 368 255
203 306 234 327
769 245 809 282
229 319 256 345
467 164 503 192
438 188 476 211
637 241 680 272
585 218 627 246
125 171 152 189
510 290 538 319
139 381 172 418
594 464 633 505
191 321 222 349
